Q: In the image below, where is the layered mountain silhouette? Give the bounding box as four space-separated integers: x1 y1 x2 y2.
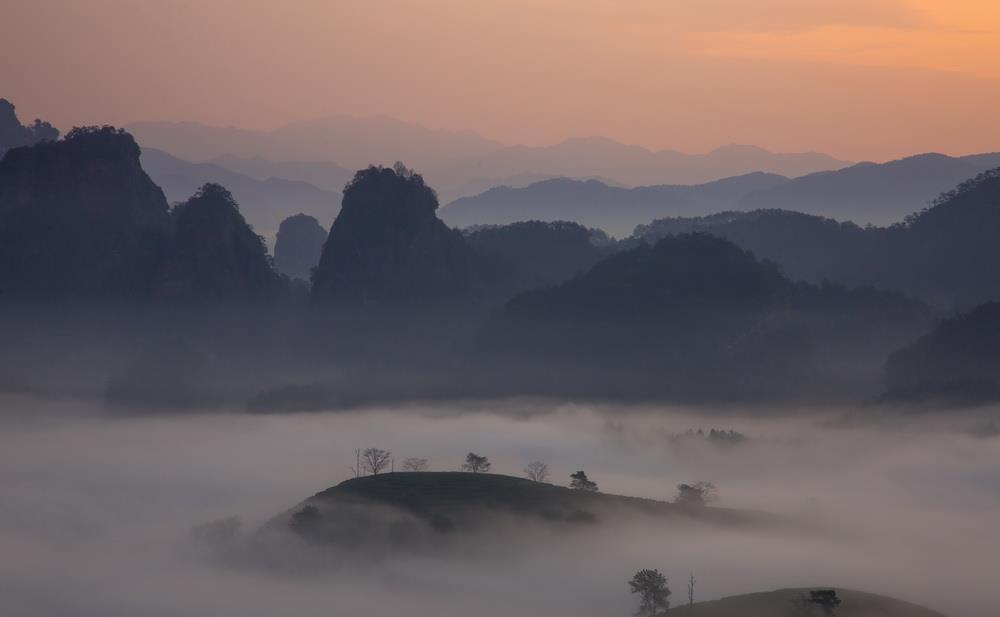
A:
633 210 872 285
435 139 844 196
445 151 1000 237
140 148 340 243
738 152 1000 225
442 173 789 236
0 126 170 300
885 302 1000 405
207 154 354 194
311 164 487 305
0 98 59 157
127 115 503 173
273 214 327 281
152 183 285 303
486 233 929 401
634 168 1000 307
127 117 848 202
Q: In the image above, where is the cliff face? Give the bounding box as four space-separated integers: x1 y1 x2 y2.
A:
311 164 483 305
152 183 285 303
273 213 327 281
0 126 170 300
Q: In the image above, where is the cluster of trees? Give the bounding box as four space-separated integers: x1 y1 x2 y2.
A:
344 449 608 493
669 428 748 446
628 570 699 616
674 482 717 507
345 450 723 506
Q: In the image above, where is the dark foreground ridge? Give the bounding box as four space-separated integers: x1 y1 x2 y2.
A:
664 587 946 617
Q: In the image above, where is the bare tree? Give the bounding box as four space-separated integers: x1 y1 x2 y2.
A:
569 470 598 491
675 481 717 506
349 448 362 478
687 573 695 613
402 457 429 472
362 448 392 475
524 461 550 482
462 452 491 473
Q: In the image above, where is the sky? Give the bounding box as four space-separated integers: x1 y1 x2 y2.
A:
2 0 999 160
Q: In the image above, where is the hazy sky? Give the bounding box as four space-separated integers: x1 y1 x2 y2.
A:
2 0 999 160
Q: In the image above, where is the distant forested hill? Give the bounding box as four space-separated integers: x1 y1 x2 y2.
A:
484 233 929 402
634 168 1000 308
885 302 1000 405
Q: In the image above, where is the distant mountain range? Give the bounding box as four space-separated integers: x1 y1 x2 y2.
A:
740 152 1000 225
140 148 341 243
444 151 1000 233
206 154 354 194
126 116 851 202
441 173 789 237
433 138 846 195
127 115 503 177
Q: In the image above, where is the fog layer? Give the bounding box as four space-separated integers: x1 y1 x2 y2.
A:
1 402 997 617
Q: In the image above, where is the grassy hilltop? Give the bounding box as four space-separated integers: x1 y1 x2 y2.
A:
666 588 946 617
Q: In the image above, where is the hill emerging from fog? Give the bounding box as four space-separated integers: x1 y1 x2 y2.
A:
275 472 771 544
665 588 945 617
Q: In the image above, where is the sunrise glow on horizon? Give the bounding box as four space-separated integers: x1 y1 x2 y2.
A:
2 0 999 160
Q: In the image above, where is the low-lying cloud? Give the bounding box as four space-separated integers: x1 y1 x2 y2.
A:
0 400 997 616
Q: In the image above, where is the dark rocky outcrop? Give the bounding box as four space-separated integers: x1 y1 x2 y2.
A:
273 213 327 281
0 126 170 300
311 164 485 305
0 98 59 157
152 183 285 303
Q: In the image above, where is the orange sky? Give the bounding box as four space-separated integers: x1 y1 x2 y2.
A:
2 0 999 160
